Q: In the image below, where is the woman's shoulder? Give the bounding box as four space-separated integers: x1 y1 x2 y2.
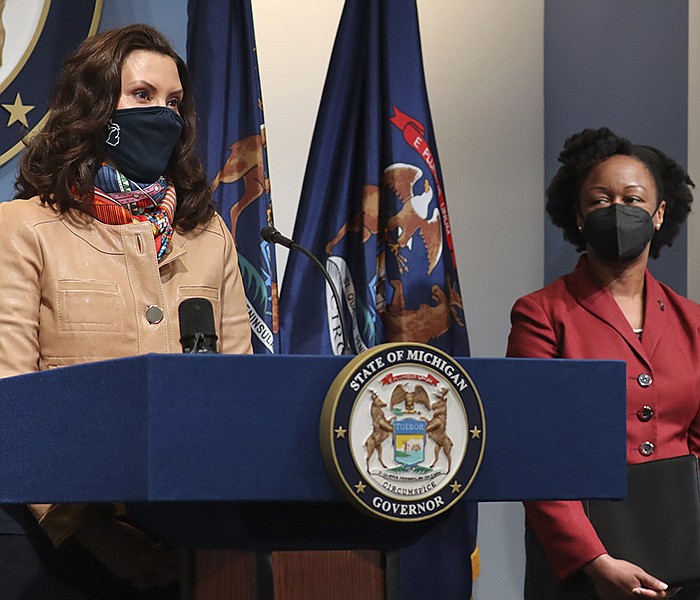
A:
174 212 236 261
185 211 233 243
653 277 700 317
0 196 60 225
512 272 574 312
512 257 597 313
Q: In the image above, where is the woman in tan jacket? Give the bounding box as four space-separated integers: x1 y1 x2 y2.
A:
0 24 252 599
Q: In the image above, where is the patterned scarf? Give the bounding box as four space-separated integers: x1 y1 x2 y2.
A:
89 163 176 261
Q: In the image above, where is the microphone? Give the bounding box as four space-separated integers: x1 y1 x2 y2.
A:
179 298 218 353
261 225 294 249
261 226 354 355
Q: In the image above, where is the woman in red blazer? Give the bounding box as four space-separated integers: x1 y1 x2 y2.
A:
507 127 699 600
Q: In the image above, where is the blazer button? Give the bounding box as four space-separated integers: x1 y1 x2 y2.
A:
637 373 652 387
145 305 164 324
637 406 653 422
639 441 655 456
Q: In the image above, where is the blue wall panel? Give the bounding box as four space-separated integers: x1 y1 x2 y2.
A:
545 1 689 293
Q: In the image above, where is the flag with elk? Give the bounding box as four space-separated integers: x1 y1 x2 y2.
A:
279 0 476 597
187 0 279 354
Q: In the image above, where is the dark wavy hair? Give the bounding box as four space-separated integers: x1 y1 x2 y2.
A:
546 127 695 259
15 24 214 231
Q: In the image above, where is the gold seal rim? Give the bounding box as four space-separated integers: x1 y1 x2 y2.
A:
0 0 103 166
319 342 486 523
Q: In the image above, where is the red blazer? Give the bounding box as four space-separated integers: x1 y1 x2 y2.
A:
507 255 700 580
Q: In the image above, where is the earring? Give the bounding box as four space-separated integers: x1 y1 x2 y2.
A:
655 223 661 231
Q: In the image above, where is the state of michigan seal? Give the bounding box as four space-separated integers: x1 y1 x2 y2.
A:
0 1 102 165
320 343 485 522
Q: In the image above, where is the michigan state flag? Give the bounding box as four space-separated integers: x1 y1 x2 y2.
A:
279 0 477 597
187 0 279 354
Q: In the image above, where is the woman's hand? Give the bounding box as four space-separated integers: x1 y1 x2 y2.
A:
74 519 181 589
584 554 679 599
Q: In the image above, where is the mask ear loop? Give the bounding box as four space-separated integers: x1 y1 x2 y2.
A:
651 199 665 231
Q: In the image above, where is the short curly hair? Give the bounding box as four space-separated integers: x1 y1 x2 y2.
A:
546 127 695 259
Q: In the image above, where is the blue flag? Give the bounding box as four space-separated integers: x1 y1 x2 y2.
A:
280 1 469 359
187 0 279 354
279 0 477 597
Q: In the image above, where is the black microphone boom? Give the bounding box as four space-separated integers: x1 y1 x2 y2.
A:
179 298 218 353
261 226 354 355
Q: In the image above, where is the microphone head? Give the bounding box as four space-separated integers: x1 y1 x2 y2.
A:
179 298 218 353
260 225 294 248
260 225 277 242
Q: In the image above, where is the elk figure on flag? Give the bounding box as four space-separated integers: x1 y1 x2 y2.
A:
187 0 279 354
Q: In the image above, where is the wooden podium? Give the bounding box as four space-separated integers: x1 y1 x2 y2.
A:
0 354 626 599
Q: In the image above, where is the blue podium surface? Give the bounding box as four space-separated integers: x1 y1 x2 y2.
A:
0 354 626 548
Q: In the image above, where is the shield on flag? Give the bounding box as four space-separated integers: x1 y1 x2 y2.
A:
393 418 426 467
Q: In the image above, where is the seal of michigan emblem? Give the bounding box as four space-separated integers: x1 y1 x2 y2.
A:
0 0 102 165
320 343 485 522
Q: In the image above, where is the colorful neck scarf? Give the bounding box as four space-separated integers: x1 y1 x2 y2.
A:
89 163 176 261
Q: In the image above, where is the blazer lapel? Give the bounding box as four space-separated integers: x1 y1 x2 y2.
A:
571 256 654 369
639 271 667 360
159 229 188 267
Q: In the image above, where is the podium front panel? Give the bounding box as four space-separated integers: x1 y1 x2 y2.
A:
0 354 625 504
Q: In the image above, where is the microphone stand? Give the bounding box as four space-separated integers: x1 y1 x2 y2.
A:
190 332 207 354
262 226 355 355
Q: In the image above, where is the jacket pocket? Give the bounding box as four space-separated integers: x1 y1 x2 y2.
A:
57 279 123 333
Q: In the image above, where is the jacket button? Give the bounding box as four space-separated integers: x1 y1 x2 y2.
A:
637 406 653 422
637 373 652 387
639 441 655 456
145 305 164 324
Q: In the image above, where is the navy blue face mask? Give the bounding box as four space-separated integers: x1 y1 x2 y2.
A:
582 204 655 263
105 106 184 183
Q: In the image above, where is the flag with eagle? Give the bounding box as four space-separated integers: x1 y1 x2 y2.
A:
279 0 477 597
187 0 279 354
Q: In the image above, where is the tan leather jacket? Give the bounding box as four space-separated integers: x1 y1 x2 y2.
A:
0 197 252 544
